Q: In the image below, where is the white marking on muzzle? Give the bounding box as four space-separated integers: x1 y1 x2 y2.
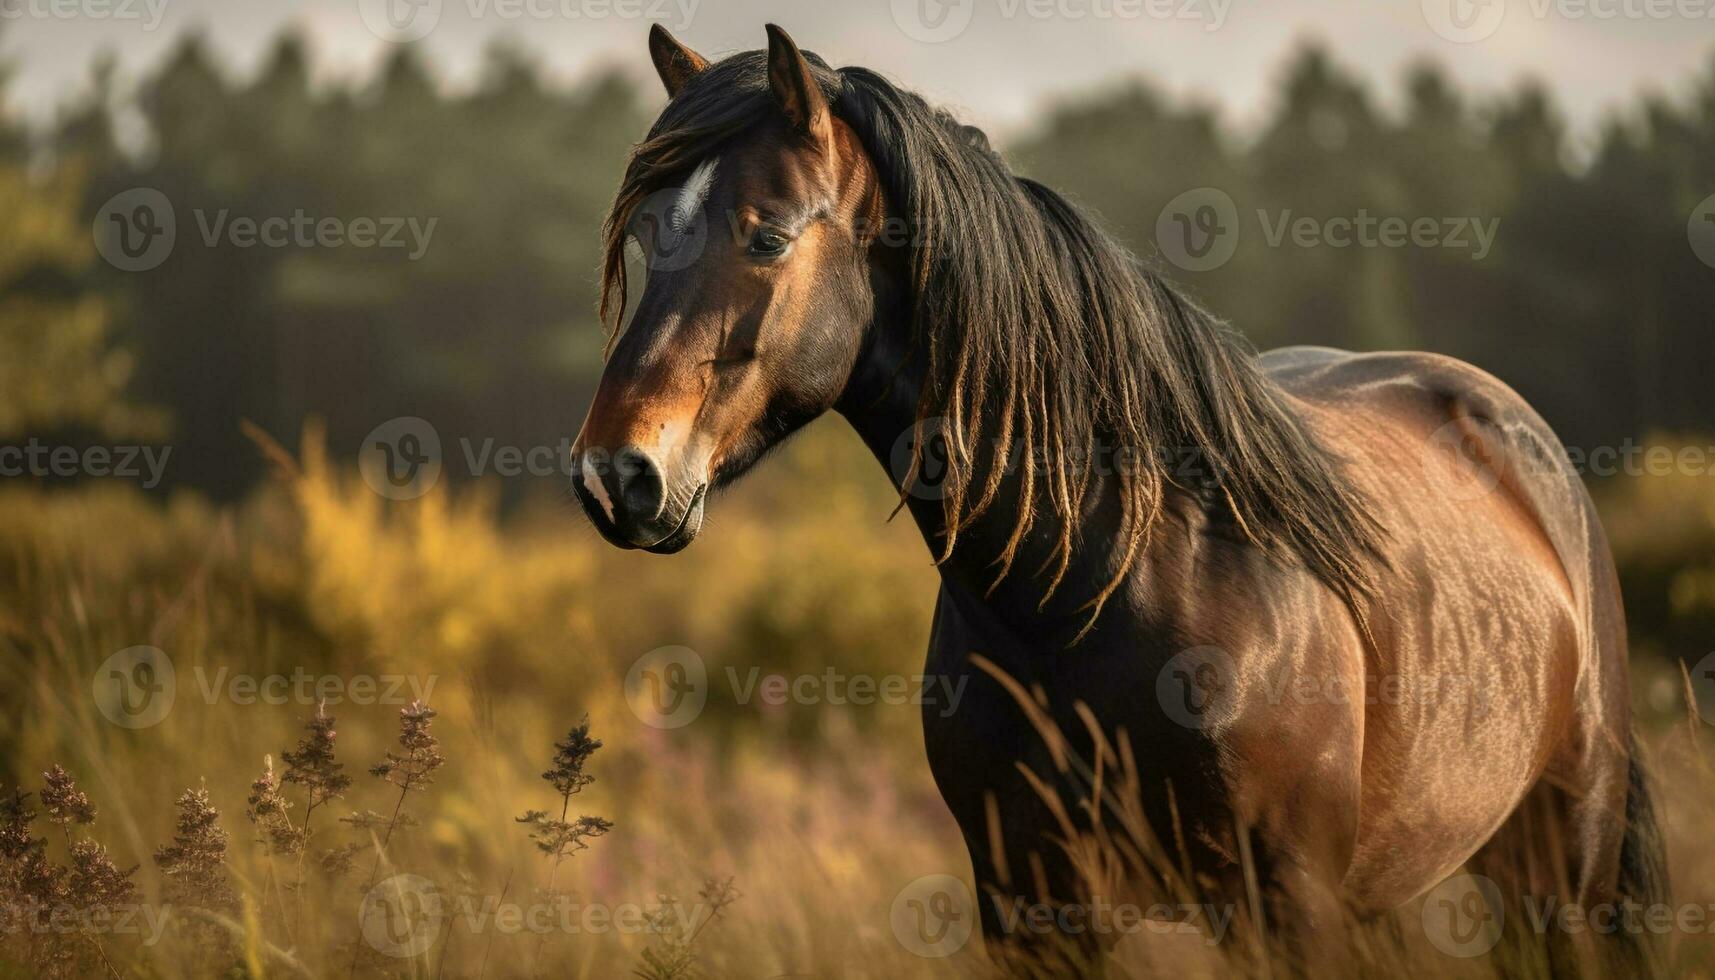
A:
581 454 616 522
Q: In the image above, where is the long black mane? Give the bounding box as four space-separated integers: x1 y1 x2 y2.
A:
601 51 1386 637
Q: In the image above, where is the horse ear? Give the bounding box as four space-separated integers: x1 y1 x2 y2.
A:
648 24 707 97
764 24 830 146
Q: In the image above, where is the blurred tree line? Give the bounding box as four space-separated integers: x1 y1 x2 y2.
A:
2 32 1712 497
1014 47 1715 457
16 33 650 496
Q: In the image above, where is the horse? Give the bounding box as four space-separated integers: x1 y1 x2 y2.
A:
570 24 1666 973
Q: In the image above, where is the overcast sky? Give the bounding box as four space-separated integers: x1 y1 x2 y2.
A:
6 0 1713 143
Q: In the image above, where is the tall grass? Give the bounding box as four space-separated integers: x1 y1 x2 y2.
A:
0 422 1707 977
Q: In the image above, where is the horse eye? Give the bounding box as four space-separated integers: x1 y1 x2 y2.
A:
747 229 791 257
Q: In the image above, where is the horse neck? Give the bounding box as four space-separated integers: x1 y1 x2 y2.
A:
835 313 1130 646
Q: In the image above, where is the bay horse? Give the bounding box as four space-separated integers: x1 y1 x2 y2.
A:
572 24 1666 972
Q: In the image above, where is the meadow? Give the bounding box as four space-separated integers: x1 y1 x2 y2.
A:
0 420 1712 978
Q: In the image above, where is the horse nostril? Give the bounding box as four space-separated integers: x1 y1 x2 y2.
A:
613 446 665 521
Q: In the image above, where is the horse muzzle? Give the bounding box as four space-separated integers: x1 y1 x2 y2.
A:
572 446 707 552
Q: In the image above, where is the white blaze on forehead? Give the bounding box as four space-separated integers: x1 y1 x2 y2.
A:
580 454 615 522
671 157 718 233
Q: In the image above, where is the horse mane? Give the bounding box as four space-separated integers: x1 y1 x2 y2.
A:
600 51 1386 640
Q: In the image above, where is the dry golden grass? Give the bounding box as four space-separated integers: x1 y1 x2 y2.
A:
0 422 1709 978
